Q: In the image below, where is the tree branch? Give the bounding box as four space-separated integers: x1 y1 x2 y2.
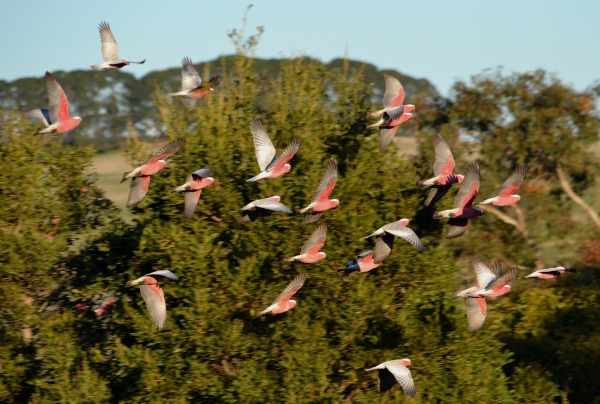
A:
556 164 600 231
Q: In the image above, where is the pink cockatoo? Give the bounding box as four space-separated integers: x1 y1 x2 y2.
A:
94 296 118 317
90 22 145 70
121 138 186 208
24 72 82 136
367 73 415 153
125 270 179 331
168 57 221 98
418 133 464 206
433 162 483 238
366 359 416 396
475 165 527 206
365 219 426 252
525 266 575 280
238 196 294 223
299 158 339 225
284 223 328 263
452 254 518 333
247 119 301 182
253 271 306 318
339 234 394 274
171 168 214 219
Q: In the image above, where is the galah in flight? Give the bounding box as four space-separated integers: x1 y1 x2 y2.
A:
366 73 415 153
90 22 145 70
525 266 575 280
169 57 221 98
364 219 426 252
171 168 214 219
365 359 416 396
284 223 328 263
94 296 118 317
339 234 394 274
298 158 339 225
121 138 186 208
452 254 518 333
24 72 82 136
418 133 464 206
238 196 294 223
433 162 483 238
125 270 179 331
253 271 306 318
475 165 527 206
247 119 301 182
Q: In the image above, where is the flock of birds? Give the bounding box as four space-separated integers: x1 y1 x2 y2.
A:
18 22 576 397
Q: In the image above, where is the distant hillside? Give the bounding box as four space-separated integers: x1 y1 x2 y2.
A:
0 56 437 152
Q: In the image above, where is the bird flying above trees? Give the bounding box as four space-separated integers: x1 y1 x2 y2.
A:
452 254 518 333
367 73 415 153
91 22 145 70
169 57 221 98
125 270 179 331
364 219 426 252
433 162 483 238
23 72 82 136
475 165 527 206
238 196 294 223
365 359 416 396
525 266 575 280
121 138 186 208
253 271 306 318
339 234 394 274
298 158 339 225
246 119 301 182
171 168 214 219
418 133 464 206
284 223 328 263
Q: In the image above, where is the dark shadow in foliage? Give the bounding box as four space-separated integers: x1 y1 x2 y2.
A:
500 265 600 404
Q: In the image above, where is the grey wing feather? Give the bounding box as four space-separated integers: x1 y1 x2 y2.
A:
466 297 486 334
424 185 451 206
250 119 276 171
471 254 497 289
299 223 327 255
311 158 338 202
23 108 51 126
45 72 64 125
382 222 426 252
432 133 453 176
180 57 202 91
382 73 404 108
192 168 212 179
379 126 399 153
301 213 321 225
143 138 186 164
126 176 149 208
385 362 416 397
146 270 179 281
446 218 468 239
184 189 201 219
487 266 519 289
493 165 527 197
453 162 480 209
98 22 119 62
139 284 167 330
372 234 394 263
253 198 293 214
266 136 302 171
272 271 307 305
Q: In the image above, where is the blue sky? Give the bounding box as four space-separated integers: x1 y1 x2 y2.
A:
1 0 599 95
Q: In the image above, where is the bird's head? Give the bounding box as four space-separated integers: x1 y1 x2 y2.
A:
283 164 292 174
399 218 410 226
202 177 215 188
401 358 412 367
513 195 521 201
404 104 416 113
286 300 297 310
123 59 130 65
405 113 413 120
269 196 281 202
318 252 327 259
474 207 484 216
456 174 465 183
74 116 82 123
330 199 340 208
209 87 216 93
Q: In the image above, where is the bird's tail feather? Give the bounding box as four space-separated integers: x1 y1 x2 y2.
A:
90 64 105 71
451 290 460 299
121 171 133 183
433 211 443 219
367 109 384 119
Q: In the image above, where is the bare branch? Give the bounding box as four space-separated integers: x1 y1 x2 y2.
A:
556 164 600 231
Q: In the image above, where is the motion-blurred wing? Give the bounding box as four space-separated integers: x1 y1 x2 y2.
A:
311 158 338 203
271 271 307 306
139 284 167 330
98 21 119 62
466 296 486 334
432 133 455 176
127 176 151 208
143 138 186 165
180 57 202 91
382 222 426 252
453 162 480 209
382 73 405 108
493 165 527 198
300 223 327 255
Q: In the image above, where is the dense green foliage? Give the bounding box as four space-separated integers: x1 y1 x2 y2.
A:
1 27 599 404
